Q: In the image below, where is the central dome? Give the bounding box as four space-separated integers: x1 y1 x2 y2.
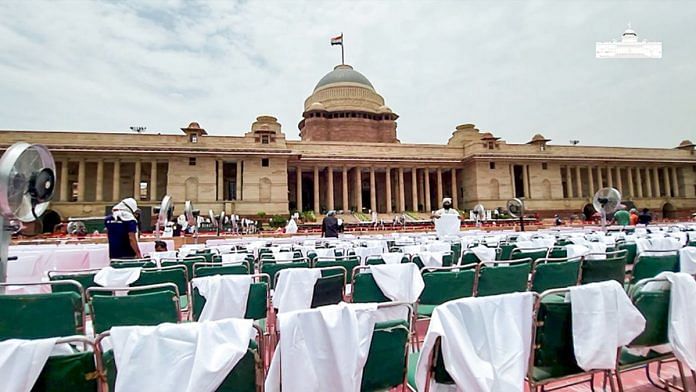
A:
314 64 374 92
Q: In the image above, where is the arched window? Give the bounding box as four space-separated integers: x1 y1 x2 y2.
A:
259 177 272 203
185 177 199 201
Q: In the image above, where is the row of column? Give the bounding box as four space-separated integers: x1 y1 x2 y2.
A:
563 165 683 199
59 159 161 202
296 166 459 214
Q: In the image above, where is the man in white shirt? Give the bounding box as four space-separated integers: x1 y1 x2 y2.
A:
432 198 461 219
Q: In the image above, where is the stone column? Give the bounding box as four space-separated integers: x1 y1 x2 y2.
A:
607 166 613 188
327 167 334 211
417 170 425 209
645 168 653 198
636 168 643 198
236 161 243 201
133 160 141 199
342 167 349 211
398 168 405 212
450 168 458 209
216 160 223 201
77 159 86 202
652 167 660 196
510 165 516 197
424 169 431 211
60 159 69 201
587 166 594 196
565 166 572 198
313 166 320 214
597 166 603 189
411 169 419 211
96 159 104 202
369 167 376 212
525 165 532 198
112 159 120 201
436 168 443 205
574 166 582 198
670 167 679 197
385 168 392 213
296 167 303 211
662 167 670 197
355 168 363 212
150 160 158 201
616 168 623 195
627 167 634 198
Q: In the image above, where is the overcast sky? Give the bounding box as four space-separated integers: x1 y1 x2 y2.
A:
1 1 694 148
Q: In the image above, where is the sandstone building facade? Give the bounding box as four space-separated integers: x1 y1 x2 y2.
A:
2 63 695 228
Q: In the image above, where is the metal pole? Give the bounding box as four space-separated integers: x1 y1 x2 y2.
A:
0 217 9 290
520 216 525 232
341 33 345 65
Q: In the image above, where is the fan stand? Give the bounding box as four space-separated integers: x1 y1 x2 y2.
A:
0 216 10 291
519 216 525 232
600 209 608 232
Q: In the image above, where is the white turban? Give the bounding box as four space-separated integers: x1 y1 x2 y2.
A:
442 197 452 204
112 197 138 222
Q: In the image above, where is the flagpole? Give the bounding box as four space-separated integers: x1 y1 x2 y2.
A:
341 33 344 65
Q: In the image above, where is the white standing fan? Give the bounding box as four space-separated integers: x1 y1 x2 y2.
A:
472 204 485 227
154 195 173 240
185 201 199 243
593 187 622 231
0 143 56 286
507 198 526 231
66 221 86 235
219 211 226 233
208 209 220 236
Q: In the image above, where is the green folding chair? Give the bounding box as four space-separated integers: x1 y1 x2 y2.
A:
161 256 206 280
95 324 265 392
417 264 476 318
313 255 361 281
528 288 610 391
351 266 391 303
460 248 501 265
0 280 86 340
110 259 156 269
581 249 628 285
510 247 549 262
629 251 679 285
361 302 413 391
260 256 310 289
411 251 454 269
530 256 582 293
272 266 347 309
617 242 638 265
617 277 685 391
48 269 101 295
87 283 181 334
496 243 517 260
131 265 190 312
191 273 270 323
547 246 568 259
474 258 533 297
211 254 255 271
193 261 250 277
31 335 101 392
364 254 410 266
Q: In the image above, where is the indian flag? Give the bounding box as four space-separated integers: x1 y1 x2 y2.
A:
330 34 343 46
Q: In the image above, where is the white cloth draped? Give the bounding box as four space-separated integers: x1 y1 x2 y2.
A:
0 338 57 392
94 266 141 287
435 214 460 238
678 247 696 275
192 275 253 321
110 319 255 392
369 263 425 303
569 281 646 370
636 237 681 254
565 244 590 259
380 252 405 265
285 219 298 234
273 268 322 313
265 303 378 392
416 292 535 392
651 272 696 370
417 251 446 268
221 253 248 265
469 246 496 263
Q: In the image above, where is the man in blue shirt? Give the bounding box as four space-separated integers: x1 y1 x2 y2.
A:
106 198 142 259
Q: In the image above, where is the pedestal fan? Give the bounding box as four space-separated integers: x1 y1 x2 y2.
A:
472 204 485 227
0 143 56 287
593 187 622 231
507 198 525 231
154 195 173 240
185 201 199 243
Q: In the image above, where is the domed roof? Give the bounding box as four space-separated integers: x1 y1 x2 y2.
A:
314 64 374 92
377 105 392 113
678 139 694 147
307 102 326 111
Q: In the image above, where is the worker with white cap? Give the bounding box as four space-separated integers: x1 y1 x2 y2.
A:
432 197 461 220
105 197 142 259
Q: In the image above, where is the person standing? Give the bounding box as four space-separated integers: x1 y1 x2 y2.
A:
612 206 630 226
321 210 340 238
638 208 653 225
431 198 461 219
105 197 142 260
629 209 639 226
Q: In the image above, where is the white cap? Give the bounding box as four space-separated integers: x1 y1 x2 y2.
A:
442 197 452 204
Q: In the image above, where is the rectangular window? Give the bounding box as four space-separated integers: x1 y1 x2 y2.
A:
261 135 270 144
139 181 148 200
189 157 196 166
261 158 269 167
513 165 525 198
489 162 495 170
71 182 78 201
189 134 198 143
542 162 548 170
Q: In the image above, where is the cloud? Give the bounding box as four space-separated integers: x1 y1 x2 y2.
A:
0 0 694 147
